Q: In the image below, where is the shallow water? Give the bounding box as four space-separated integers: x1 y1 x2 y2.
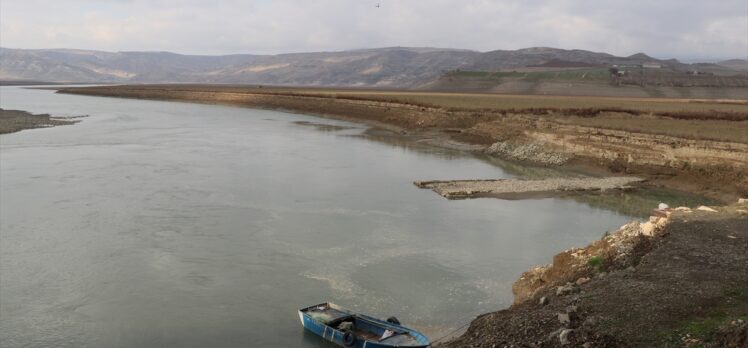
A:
1 86 644 347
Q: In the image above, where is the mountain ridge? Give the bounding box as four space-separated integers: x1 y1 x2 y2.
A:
1 46 745 87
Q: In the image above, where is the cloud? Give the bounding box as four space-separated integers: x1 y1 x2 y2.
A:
1 0 746 59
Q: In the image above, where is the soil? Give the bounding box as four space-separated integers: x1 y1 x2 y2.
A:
438 204 748 347
0 108 81 134
56 85 748 202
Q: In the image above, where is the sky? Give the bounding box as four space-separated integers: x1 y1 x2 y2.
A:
1 0 747 60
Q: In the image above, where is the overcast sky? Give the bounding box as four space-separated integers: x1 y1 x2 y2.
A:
1 0 746 60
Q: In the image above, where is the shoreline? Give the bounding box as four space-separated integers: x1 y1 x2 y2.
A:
438 202 748 347
56 85 748 203
0 108 82 134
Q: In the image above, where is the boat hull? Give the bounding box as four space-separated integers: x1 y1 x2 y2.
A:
299 303 430 348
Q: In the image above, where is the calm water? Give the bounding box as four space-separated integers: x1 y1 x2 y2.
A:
0 86 637 347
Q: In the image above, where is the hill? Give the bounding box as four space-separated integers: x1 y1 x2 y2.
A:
1 47 746 94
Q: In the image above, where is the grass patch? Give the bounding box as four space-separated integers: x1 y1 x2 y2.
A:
660 287 748 346
587 256 605 271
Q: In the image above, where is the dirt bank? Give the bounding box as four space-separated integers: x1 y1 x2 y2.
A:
56 85 748 201
415 177 642 199
0 108 82 134
437 202 748 347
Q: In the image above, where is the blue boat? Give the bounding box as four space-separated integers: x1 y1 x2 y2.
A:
299 302 431 347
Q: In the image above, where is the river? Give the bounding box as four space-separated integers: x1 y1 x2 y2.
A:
0 86 640 347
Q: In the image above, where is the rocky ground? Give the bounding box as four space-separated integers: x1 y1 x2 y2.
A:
0 108 81 134
414 177 642 199
56 85 748 202
438 201 748 347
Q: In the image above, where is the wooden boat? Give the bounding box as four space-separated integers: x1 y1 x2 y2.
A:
299 302 431 347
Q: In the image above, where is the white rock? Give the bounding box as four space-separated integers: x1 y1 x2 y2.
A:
738 198 748 205
559 329 574 345
696 206 718 212
674 206 692 212
658 203 669 209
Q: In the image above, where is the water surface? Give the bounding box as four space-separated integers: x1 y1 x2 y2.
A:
1 86 637 347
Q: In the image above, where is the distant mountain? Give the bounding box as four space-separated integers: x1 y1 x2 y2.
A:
717 59 748 71
0 46 742 87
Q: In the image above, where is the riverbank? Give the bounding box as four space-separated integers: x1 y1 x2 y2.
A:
0 108 82 134
56 85 748 202
440 201 748 347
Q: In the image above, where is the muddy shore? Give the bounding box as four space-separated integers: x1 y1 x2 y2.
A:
0 108 81 134
56 85 748 202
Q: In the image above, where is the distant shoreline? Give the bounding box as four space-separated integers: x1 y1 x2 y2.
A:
0 108 82 134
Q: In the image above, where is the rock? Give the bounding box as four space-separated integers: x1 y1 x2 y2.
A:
556 283 576 296
697 205 718 212
576 277 590 286
566 305 579 314
658 203 669 209
738 198 748 205
737 209 748 215
539 296 548 306
674 206 692 212
558 313 571 325
559 329 574 345
640 221 657 236
548 329 563 342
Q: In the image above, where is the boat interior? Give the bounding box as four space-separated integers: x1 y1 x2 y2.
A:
303 304 422 346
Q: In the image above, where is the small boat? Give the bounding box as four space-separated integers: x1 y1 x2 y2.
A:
299 302 430 347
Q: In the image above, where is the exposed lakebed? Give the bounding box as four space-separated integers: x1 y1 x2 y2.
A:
0 86 709 347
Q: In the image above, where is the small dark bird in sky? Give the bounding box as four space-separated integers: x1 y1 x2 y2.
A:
375 3 380 8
